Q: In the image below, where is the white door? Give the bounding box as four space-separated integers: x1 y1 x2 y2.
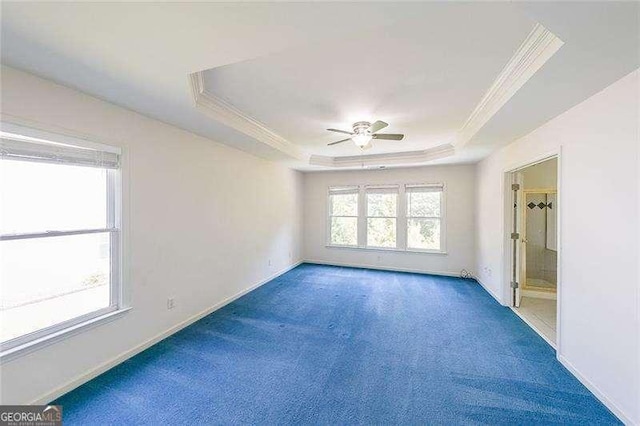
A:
511 173 524 307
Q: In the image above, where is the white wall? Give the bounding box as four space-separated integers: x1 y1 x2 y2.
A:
0 66 304 404
303 165 476 276
475 70 639 424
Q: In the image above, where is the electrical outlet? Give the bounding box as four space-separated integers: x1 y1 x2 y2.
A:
167 298 175 310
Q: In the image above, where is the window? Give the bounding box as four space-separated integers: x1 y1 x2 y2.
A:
0 125 122 354
328 186 358 246
366 186 398 248
406 184 444 251
326 183 445 253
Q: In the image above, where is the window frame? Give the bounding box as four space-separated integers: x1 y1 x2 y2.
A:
365 185 399 249
0 123 129 360
326 186 360 248
404 184 446 253
325 183 447 254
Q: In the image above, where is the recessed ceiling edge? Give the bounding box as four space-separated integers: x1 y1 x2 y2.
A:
455 23 564 149
188 71 305 160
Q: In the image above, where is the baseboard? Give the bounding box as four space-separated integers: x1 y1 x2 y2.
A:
475 278 506 305
557 354 633 425
30 260 303 405
303 259 463 278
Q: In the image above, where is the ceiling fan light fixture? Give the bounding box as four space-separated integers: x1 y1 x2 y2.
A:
352 133 372 147
327 120 401 147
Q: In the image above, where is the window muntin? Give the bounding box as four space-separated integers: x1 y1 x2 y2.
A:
328 187 358 246
0 128 121 352
406 185 443 251
366 186 398 248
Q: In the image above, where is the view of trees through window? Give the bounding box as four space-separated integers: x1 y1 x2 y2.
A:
329 190 358 246
366 191 397 248
328 184 443 252
407 190 441 250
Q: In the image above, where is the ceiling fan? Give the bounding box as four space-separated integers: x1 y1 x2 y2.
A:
327 121 404 148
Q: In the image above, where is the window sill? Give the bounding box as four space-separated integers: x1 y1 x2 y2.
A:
325 245 447 255
0 307 131 364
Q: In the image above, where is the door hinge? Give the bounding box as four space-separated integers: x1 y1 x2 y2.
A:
511 232 520 240
511 281 519 289
511 183 520 191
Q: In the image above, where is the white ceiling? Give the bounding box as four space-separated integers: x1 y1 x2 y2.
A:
202 3 535 157
1 2 638 170
470 1 640 157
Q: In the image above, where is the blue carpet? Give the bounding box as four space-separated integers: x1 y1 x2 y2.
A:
55 264 619 424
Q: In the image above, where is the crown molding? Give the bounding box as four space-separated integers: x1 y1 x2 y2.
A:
188 71 304 160
189 23 561 166
309 144 455 168
455 23 564 148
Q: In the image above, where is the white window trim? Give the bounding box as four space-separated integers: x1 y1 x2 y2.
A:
365 185 399 249
404 184 447 254
326 186 359 248
1 122 121 154
0 123 130 362
326 183 447 254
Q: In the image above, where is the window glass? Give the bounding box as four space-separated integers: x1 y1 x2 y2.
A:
367 190 397 248
407 218 441 250
0 233 111 343
407 188 442 251
0 160 107 235
408 191 440 217
367 193 396 217
367 217 397 248
330 217 357 246
329 189 358 246
330 193 358 216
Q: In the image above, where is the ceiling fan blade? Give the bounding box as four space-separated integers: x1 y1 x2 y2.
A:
327 128 353 135
328 138 352 146
368 120 388 133
372 133 404 141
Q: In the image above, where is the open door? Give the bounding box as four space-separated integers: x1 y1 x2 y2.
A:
510 174 523 307
506 157 559 346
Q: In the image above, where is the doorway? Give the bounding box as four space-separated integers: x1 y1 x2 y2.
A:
508 157 558 345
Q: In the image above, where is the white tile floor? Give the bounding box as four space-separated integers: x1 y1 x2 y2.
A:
515 296 557 344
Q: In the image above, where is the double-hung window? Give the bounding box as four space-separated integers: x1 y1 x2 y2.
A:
406 184 444 251
366 186 398 249
327 183 445 253
0 124 122 355
328 186 358 247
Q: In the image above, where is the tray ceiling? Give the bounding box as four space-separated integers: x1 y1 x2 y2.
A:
200 3 535 158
